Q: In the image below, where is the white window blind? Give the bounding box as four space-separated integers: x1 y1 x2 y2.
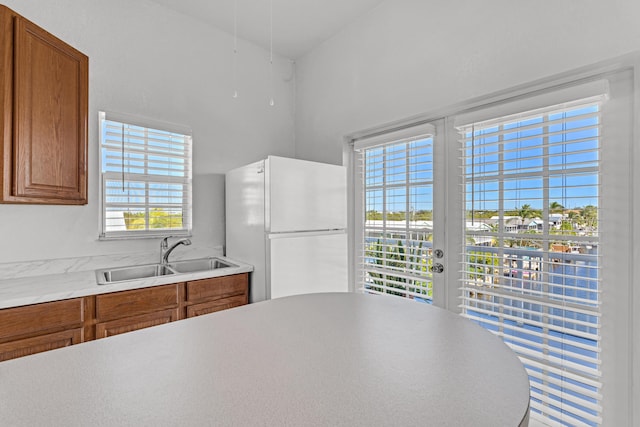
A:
458 96 604 426
99 112 192 239
355 129 435 302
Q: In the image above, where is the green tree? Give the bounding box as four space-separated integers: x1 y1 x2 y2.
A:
582 205 598 230
549 201 565 214
123 208 183 230
366 210 382 220
365 238 430 298
560 220 574 232
415 210 433 220
123 212 145 230
517 204 534 227
386 212 405 221
468 251 500 282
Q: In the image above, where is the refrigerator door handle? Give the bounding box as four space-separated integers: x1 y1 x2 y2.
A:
268 229 346 239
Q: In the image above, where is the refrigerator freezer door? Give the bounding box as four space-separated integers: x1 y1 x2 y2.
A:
267 156 347 233
268 231 348 299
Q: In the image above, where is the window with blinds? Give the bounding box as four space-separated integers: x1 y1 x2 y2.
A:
458 96 603 426
99 112 192 239
356 134 434 302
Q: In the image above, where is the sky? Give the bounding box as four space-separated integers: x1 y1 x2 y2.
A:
364 103 600 215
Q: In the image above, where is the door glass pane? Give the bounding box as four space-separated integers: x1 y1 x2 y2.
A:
459 99 603 426
358 137 434 302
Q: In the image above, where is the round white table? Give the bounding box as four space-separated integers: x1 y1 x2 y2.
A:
0 292 530 426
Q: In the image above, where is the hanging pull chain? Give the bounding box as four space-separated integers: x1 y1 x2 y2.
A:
233 0 238 98
269 0 274 106
121 123 125 192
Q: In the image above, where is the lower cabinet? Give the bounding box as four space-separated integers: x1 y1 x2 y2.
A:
0 298 85 362
187 294 247 318
96 309 181 338
94 283 182 339
0 273 249 361
0 329 83 362
185 274 248 318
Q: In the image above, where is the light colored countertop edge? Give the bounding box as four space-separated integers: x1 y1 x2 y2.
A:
0 256 253 310
0 293 531 426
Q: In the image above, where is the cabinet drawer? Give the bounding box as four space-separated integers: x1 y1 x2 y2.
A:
96 284 179 322
96 309 180 339
0 298 84 341
186 294 248 318
0 328 83 362
186 274 248 303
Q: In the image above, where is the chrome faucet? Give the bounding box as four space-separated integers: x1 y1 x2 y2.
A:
160 236 192 264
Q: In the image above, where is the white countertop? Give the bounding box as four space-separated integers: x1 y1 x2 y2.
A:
0 292 530 426
0 256 253 310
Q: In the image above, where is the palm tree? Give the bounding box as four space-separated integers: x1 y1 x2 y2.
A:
488 223 500 247
549 201 564 214
516 204 536 247
517 204 534 228
567 211 582 231
582 205 598 230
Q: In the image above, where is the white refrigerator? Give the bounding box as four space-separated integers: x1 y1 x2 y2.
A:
225 156 348 303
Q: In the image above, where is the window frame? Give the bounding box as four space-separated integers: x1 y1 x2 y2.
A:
98 111 193 240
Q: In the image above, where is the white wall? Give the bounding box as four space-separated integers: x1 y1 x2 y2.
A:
294 2 640 425
0 0 295 263
294 0 640 165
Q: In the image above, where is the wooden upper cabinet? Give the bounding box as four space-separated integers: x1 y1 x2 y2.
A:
0 6 88 204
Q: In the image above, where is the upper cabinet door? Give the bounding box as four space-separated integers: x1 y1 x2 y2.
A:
0 6 88 204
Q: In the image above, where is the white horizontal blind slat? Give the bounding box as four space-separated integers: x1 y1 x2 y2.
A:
529 400 602 427
102 173 191 182
458 96 604 426
104 149 190 163
99 112 193 238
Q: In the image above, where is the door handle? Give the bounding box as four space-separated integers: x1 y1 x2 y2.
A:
431 263 444 273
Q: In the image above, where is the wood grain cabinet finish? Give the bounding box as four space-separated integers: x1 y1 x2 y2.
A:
186 274 248 304
0 329 83 362
186 294 248 318
0 298 84 361
185 274 248 318
0 5 88 204
95 284 181 338
96 309 180 339
0 273 249 361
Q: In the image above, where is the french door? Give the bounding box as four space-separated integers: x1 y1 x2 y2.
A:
351 67 633 427
353 120 447 306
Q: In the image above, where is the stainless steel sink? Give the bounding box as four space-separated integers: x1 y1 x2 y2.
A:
168 257 236 274
95 257 237 285
96 263 176 285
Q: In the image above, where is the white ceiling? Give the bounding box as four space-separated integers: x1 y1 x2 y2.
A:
148 0 386 59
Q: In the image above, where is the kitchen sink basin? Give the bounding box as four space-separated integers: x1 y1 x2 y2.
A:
96 263 175 285
168 257 236 274
95 257 237 285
